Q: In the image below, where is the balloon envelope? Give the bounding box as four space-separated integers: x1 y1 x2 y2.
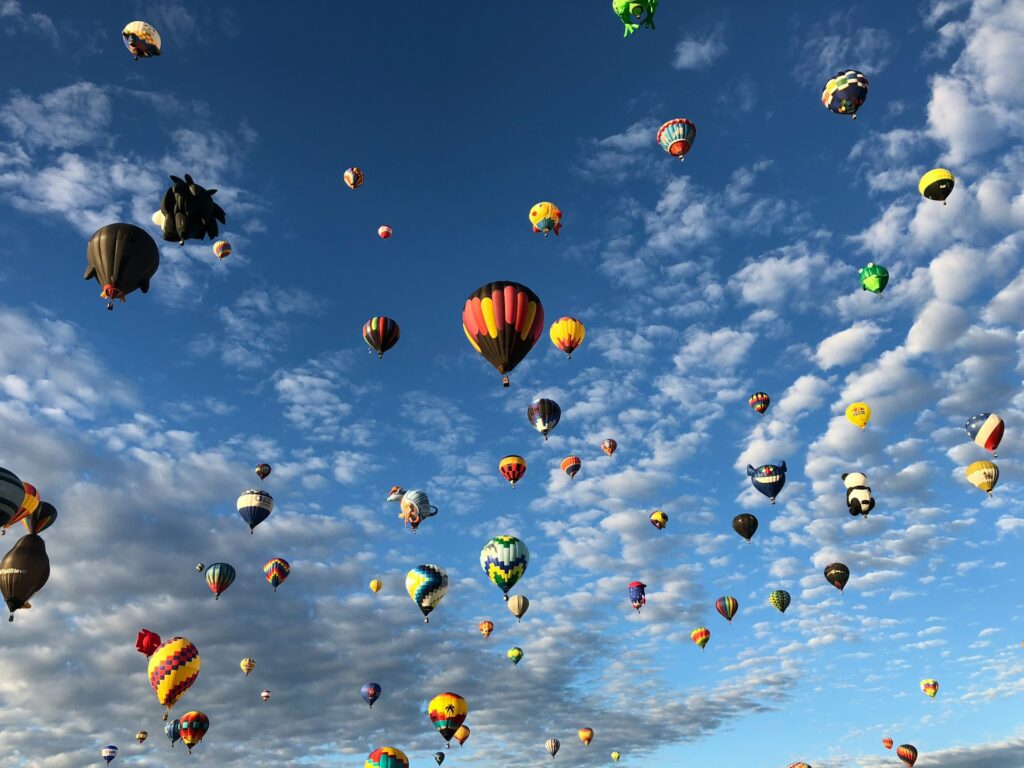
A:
0 532 50 620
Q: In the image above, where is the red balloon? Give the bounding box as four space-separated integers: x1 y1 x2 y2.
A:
136 628 162 657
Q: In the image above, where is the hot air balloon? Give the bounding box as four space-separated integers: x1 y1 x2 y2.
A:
921 679 939 698
649 510 668 529
260 689 271 702
212 240 231 259
344 167 364 190
715 596 738 623
508 594 529 622
747 462 787 503
611 752 621 763
479 620 494 638
398 489 439 532
148 636 200 719
613 0 657 36
366 747 410 768
21 500 57 535
434 753 445 766
499 455 527 488
406 565 449 623
561 455 582 480
859 263 889 295
0 466 23 528
822 69 869 117
363 316 401 359
165 719 181 748
255 463 272 482
882 737 893 749
136 731 148 744
691 627 710 650
628 581 647 612
0 533 49 620
179 711 209 754
546 738 561 758
194 563 204 572
919 168 954 204
579 728 594 746
428 692 468 747
788 764 812 768
386 485 405 503
748 392 771 414
824 562 850 593
601 438 617 457
240 657 256 676
527 398 561 440
846 402 871 429
264 557 290 591
769 590 791 613
462 281 545 387
84 223 160 310
102 745 118 764
657 118 696 159
732 513 758 541
508 646 524 666
378 225 393 239
896 744 918 767
4 482 38 532
205 563 236 600
136 629 162 657
156 175 226 245
966 460 999 495
361 681 382 708
965 412 1004 456
453 725 470 746
237 489 273 533
550 317 585 358
122 21 161 58
370 579 383 593
529 202 562 236
481 535 529 600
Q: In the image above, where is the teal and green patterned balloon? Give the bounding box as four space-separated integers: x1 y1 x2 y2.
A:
480 536 529 601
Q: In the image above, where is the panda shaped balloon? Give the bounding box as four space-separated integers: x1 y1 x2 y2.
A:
842 472 875 518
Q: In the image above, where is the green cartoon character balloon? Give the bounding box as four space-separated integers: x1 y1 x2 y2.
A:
613 0 658 37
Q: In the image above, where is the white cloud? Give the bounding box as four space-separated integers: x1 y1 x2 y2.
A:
815 322 885 369
673 28 728 70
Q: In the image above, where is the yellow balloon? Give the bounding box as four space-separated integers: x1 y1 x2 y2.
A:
549 316 586 359
240 657 255 676
919 168 955 203
147 636 200 717
845 401 872 430
966 460 999 495
611 752 621 762
369 579 383 593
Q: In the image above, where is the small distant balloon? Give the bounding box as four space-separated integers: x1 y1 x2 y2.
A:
507 646 524 666
748 391 770 415
260 689 271 702
378 225 393 240
550 317 585 358
499 455 527 488
264 558 290 592
965 412 1003 456
205 563 236 600
361 681 382 708
561 455 581 480
212 240 231 259
255 463 272 481
343 167 364 190
920 678 939 698
657 118 696 159
846 402 872 430
824 562 850 593
966 460 999 495
529 202 562 237
768 590 791 613
649 510 668 529
122 21 161 59
601 438 617 457
370 579 383 593
691 627 710 650
732 513 758 541
919 168 954 204
478 620 494 638
822 69 869 118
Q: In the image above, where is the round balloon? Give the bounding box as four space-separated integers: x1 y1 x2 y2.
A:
237 489 274 533
462 281 544 387
363 316 401 359
212 240 231 259
527 398 561 440
550 317 585 358
263 557 290 592
601 438 617 456
480 535 529 599
920 678 939 698
919 168 954 204
370 579 383 593
966 460 999 495
378 225 393 240
507 646 523 665
508 594 529 621
529 202 562 237
965 412 1003 455
205 563 236 599
240 658 256 676
428 692 468 745
478 620 494 638
657 118 696 159
858 262 889 294
344 167 364 190
122 21 161 59
715 596 738 623
579 727 594 746
691 627 710 650
361 681 382 708
768 590 791 613
824 562 850 592
405 565 449 622
84 223 160 309
545 738 560 757
896 744 918 767
453 725 470 746
650 510 668 529
499 455 527 488
732 513 758 541
822 69 869 117
178 711 209 754
561 455 581 480
845 402 871 430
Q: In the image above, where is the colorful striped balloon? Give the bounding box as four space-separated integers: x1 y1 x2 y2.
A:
822 69 869 117
21 500 57 534
480 535 529 599
405 564 449 623
549 316 585 358
527 398 561 440
101 745 118 765
212 240 231 259
363 316 401 359
205 563 236 599
748 391 771 414
428 692 468 745
263 557 290 592
896 744 918 767
4 481 38 533
715 596 739 623
578 727 594 746
920 678 939 698
462 281 544 387
499 455 527 487
965 412 1004 456
178 710 209 754
561 455 581 480
691 627 710 650
657 118 696 159
148 636 200 718
344 167 364 190
366 746 409 768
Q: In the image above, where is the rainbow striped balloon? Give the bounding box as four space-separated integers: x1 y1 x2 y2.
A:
263 557 290 592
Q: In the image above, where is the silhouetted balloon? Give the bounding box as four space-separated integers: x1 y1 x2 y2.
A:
732 513 758 541
0 533 49 621
157 175 226 245
84 224 160 310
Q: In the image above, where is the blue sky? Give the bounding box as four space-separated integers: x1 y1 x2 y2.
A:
0 1 1022 767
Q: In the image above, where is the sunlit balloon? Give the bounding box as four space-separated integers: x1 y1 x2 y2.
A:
378 225 393 239
882 737 893 749
102 745 118 765
4 482 38 532
920 679 939 698
478 620 494 638
205 563 236 599
845 402 871 430
578 728 594 746
611 752 621 763
406 565 449 623
657 118 696 159
508 646 524 666
628 581 647 612
822 69 869 117
462 281 545 387
240 657 256 676
966 460 999 495
561 455 582 480
237 489 274 533
601 438 617 457
858 262 889 295
344 167 364 190
213 240 231 259
919 168 954 204
122 21 161 59
261 689 271 702
550 317 585 358
398 489 439 532
768 590 791 613
896 744 918 767
365 747 409 768
428 692 468 747
508 594 529 622
480 535 529 600
747 462 787 504
136 628 162 657
362 681 382 708
649 510 668 529
499 455 527 488
528 398 561 440
136 731 148 744
363 316 401 359
453 725 470 746
824 562 850 593
691 627 710 650
264 557 290 592
370 579 383 593
148 636 200 719
20 500 57 535
715 596 738 623
529 202 562 237
546 738 560 757
965 412 1003 456
748 391 770 415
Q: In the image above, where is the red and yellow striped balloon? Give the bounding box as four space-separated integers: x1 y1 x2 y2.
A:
365 747 409 768
549 316 585 359
178 710 209 754
499 455 527 487
462 281 544 387
691 627 710 650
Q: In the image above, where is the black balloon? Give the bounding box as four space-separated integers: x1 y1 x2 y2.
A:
434 752 445 766
732 513 758 541
0 533 50 621
84 223 160 309
159 174 226 244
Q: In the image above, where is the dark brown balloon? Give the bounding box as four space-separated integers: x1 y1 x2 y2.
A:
159 174 226 245
0 533 50 621
255 464 272 481
84 223 160 310
732 513 758 541
824 562 850 592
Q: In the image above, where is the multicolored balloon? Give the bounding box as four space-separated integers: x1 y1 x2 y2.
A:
748 391 770 415
628 581 647 612
344 167 364 190
822 69 869 117
966 460 999 495
508 594 529 622
255 463 272 481
921 678 939 698
550 317 585 359
747 462 787 503
205 563 236 599
499 455 527 488
462 281 544 387
122 21 161 59
882 737 893 749
21 500 57 535
365 747 409 768
965 412 1004 456
428 692 468 746
896 744 918 767
363 316 401 359
405 565 449 623
529 202 562 236
601 438 617 457
768 590 791 613
561 455 581 480
527 398 561 440
508 646 524 666
919 168 954 204
657 118 696 159
579 728 594 746
649 510 668 529
691 627 710 650
179 711 209 754
378 225 393 239
148 636 200 719
362 681 382 708
859 263 889 294
237 489 274 533
240 657 256 676
398 489 439 531
264 557 290 591
212 240 231 259
5 481 38 532
0 466 27 528
824 562 850 593
480 535 529 600
479 620 494 638
715 596 738 623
